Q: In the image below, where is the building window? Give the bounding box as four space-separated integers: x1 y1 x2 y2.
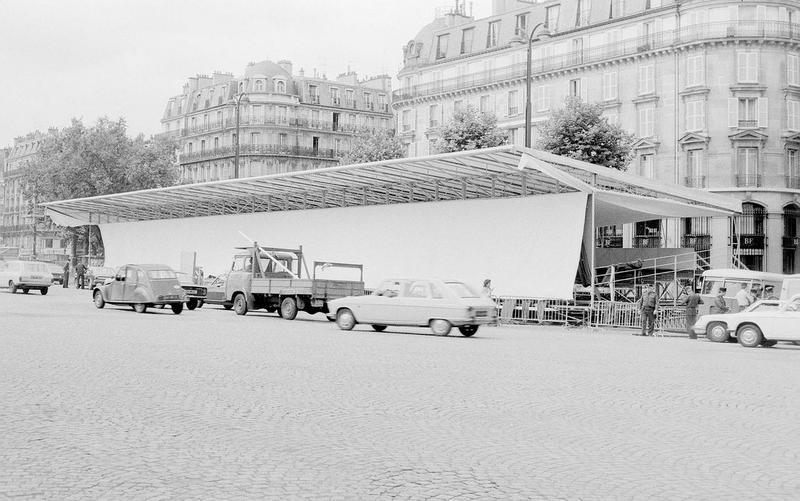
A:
686 99 705 132
486 21 500 48
429 104 439 127
507 90 519 116
515 13 528 36
454 100 464 114
789 53 800 86
545 5 560 30
569 78 583 99
609 0 624 19
736 147 760 187
605 112 618 125
788 99 800 131
187 142 193 154
645 0 662 9
345 89 355 108
250 132 260 145
686 54 704 87
536 85 550 112
634 220 661 248
788 149 800 188
737 51 759 83
638 104 655 138
275 80 286 93
639 154 654 178
575 0 590 26
455 28 473 55
638 64 654 95
739 98 758 128
732 202 766 271
436 34 449 59
480 95 492 113
214 137 219 149
308 84 319 103
686 149 705 187
602 71 618 101
402 109 413 132
200 139 206 152
330 87 340 105
255 80 264 91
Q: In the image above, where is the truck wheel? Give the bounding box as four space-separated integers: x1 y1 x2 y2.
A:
280 297 298 320
458 325 479 337
186 298 198 310
233 294 248 315
40 287 48 295
93 290 105 309
133 303 147 314
336 308 356 330
171 303 184 315
706 322 729 343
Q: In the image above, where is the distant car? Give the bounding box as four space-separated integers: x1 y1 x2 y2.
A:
326 278 497 336
48 263 64 285
693 295 800 347
87 266 116 289
0 260 51 294
175 271 207 310
92 264 186 314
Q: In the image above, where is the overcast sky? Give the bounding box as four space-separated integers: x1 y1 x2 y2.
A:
0 0 492 147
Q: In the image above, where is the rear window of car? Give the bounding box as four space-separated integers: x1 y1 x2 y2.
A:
22 262 48 273
445 281 479 298
147 269 176 279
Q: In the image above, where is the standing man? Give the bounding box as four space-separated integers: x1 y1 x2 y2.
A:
735 283 751 312
637 284 658 336
681 288 704 339
62 261 70 289
710 287 730 314
75 260 87 289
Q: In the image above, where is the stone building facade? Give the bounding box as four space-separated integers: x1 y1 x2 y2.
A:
161 59 393 183
393 0 800 274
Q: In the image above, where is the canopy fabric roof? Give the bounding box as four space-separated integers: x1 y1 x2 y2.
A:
42 146 739 227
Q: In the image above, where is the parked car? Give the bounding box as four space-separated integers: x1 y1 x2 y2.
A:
92 264 186 314
327 278 497 336
0 260 51 294
87 266 116 288
175 271 207 310
693 295 800 347
48 263 64 285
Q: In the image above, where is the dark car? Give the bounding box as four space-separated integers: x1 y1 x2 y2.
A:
176 272 207 310
92 264 186 314
48 263 65 285
87 266 116 288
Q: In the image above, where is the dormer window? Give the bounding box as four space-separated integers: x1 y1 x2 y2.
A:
275 79 286 93
436 34 450 59
255 80 264 91
486 20 500 48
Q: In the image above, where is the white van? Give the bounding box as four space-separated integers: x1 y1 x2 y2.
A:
0 260 52 294
698 269 787 316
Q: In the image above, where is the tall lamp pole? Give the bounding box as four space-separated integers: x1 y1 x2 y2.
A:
523 22 550 148
233 92 249 179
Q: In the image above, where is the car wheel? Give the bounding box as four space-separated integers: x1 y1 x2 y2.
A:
336 308 356 331
8 281 16 293
737 324 763 348
706 321 729 343
22 288 29 294
186 298 198 310
233 294 248 315
430 319 452 336
280 297 298 320
40 287 48 295
171 303 184 314
371 325 386 332
133 303 147 314
223 304 233 310
197 300 204 308
93 290 105 309
458 325 479 337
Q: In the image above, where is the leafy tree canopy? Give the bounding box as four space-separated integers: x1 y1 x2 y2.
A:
22 117 179 203
536 97 635 171
340 127 405 164
433 106 508 153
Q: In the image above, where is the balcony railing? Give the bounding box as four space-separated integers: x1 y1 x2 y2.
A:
393 20 800 102
787 176 800 189
682 234 711 251
633 235 662 248
738 119 758 128
596 235 623 248
783 236 800 249
736 174 762 187
180 144 338 164
683 175 706 188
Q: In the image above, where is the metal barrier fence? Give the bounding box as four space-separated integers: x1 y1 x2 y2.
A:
592 301 687 333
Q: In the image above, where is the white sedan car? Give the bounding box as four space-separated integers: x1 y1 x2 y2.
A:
693 295 800 347
0 260 52 294
327 278 497 337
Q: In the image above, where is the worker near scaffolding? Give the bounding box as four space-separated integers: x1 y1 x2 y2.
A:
637 284 659 336
681 288 704 339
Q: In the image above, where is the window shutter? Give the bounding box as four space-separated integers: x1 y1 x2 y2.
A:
756 5 767 20
611 72 618 99
728 98 738 127
638 66 646 93
758 98 768 128
544 85 551 110
789 54 799 86
737 53 747 82
581 78 588 102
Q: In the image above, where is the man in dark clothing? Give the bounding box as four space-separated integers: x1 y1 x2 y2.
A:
638 284 658 336
62 262 70 289
75 261 87 289
710 287 729 314
681 288 704 339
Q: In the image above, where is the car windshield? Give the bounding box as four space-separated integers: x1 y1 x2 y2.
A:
147 269 176 279
93 267 115 275
445 281 479 298
22 262 48 273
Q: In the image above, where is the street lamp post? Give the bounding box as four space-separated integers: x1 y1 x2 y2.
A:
232 92 249 179
523 22 550 148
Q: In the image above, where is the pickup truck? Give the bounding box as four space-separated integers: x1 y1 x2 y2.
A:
205 243 365 320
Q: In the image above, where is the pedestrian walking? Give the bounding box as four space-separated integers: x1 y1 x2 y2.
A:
75 260 87 289
710 287 730 314
62 262 70 289
481 278 493 298
735 282 751 312
680 288 704 339
637 284 658 336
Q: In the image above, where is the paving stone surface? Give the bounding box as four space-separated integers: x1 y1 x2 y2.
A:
1 287 800 500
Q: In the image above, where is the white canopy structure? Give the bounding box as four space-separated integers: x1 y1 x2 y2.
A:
43 146 738 299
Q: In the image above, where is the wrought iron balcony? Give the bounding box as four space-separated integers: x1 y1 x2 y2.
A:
783 236 800 249
735 174 762 188
393 20 800 102
738 119 758 128
633 235 662 248
682 234 711 251
683 176 706 188
180 144 338 164
596 236 623 248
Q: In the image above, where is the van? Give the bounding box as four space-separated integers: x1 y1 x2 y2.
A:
698 269 787 316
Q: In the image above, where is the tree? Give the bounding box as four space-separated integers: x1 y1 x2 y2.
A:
536 97 635 171
340 127 405 164
433 106 508 153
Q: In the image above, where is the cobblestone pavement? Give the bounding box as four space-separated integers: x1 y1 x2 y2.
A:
1 287 800 500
